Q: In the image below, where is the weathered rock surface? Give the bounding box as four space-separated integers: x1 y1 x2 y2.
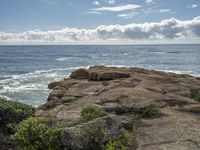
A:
70 66 131 81
70 68 89 79
61 115 132 150
35 66 200 150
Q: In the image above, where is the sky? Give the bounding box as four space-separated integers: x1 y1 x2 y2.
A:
0 0 200 44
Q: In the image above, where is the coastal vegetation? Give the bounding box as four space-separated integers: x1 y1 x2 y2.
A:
0 98 35 134
137 106 161 119
189 88 200 101
81 106 108 122
106 130 134 150
12 117 64 150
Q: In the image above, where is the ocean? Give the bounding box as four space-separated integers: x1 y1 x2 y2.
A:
0 45 200 106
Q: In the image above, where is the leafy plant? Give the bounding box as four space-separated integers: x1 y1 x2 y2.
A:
133 106 161 120
82 126 105 150
0 98 35 134
189 89 200 101
81 106 108 122
12 117 64 150
140 106 160 118
106 130 134 150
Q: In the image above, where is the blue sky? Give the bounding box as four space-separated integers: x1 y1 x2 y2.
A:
0 0 200 44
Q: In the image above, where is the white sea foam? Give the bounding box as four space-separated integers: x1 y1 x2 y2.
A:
0 66 92 95
68 66 90 70
56 57 72 62
0 95 12 100
122 53 132 56
158 69 200 77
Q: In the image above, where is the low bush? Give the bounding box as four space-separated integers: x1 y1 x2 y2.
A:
189 89 200 101
106 130 134 150
82 126 105 150
81 106 108 122
140 106 160 118
133 106 161 120
12 117 64 150
0 98 35 134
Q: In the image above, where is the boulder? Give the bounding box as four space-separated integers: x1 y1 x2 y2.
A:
47 89 65 101
60 115 132 150
89 72 130 81
48 81 60 89
70 69 89 79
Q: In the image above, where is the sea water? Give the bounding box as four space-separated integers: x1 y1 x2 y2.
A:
0 45 199 106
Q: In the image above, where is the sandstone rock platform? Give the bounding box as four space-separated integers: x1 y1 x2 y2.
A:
35 66 200 150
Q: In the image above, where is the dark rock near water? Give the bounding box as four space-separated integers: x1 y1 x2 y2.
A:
70 67 131 81
70 68 89 79
47 89 65 102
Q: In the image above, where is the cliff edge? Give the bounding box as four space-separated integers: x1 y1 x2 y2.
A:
33 66 200 150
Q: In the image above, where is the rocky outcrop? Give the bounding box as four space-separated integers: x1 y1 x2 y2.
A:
35 66 200 150
70 66 131 81
70 68 89 79
61 115 132 150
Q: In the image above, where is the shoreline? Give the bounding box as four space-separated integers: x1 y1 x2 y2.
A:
0 65 200 107
1 66 200 149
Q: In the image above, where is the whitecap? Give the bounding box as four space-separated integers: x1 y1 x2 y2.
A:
122 53 132 56
157 69 200 77
68 66 90 70
56 57 71 62
0 95 12 100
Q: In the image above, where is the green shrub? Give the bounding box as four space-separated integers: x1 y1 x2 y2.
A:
0 98 35 134
82 126 105 150
12 117 64 150
81 106 108 122
134 106 161 119
189 89 200 101
106 130 134 150
140 106 160 118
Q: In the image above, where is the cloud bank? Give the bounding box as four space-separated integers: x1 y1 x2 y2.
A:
1 17 200 44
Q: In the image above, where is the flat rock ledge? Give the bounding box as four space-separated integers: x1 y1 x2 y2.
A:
35 66 200 150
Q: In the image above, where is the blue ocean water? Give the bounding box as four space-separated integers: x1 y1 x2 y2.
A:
0 45 200 106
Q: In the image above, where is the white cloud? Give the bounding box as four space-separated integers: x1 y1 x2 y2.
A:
192 4 197 8
159 9 171 13
108 0 117 4
93 1 100 6
146 0 153 3
118 12 139 19
1 17 200 44
91 4 141 12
